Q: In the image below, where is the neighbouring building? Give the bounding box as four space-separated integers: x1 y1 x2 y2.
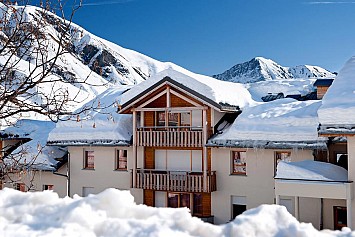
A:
0 120 68 197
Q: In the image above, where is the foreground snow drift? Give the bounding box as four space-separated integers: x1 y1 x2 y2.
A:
0 188 352 237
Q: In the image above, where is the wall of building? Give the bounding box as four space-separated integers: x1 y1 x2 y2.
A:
3 164 68 197
211 147 315 224
68 146 143 203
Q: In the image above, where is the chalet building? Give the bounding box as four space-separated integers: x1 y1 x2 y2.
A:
48 69 345 227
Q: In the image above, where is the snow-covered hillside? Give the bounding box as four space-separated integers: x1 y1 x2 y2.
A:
0 3 181 117
213 57 335 83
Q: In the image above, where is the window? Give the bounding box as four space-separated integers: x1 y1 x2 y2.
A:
231 151 247 175
156 111 191 128
16 183 26 192
274 151 291 175
334 206 347 230
180 112 191 127
82 187 94 197
84 150 94 169
231 196 247 219
43 184 54 191
116 149 127 170
168 112 179 126
167 193 191 209
157 111 165 126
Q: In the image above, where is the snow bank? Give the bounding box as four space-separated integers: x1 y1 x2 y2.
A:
276 160 348 181
120 68 256 109
0 188 349 237
210 98 326 148
48 86 133 145
318 56 355 125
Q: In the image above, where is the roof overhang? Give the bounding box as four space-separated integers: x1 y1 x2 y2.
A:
318 124 355 137
207 139 327 150
47 140 132 147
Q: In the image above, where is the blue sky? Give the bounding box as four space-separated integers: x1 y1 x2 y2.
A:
64 0 355 75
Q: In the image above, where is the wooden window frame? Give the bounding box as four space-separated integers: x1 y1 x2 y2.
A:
84 150 95 169
334 206 347 230
116 149 128 170
231 151 247 175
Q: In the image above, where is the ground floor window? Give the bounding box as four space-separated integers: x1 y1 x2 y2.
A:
16 183 26 192
232 204 246 219
231 196 247 220
43 184 54 191
167 192 203 215
334 206 347 230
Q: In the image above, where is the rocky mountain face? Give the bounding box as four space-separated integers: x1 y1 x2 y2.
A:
212 57 336 84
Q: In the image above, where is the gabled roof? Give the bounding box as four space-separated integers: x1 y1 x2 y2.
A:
119 69 255 113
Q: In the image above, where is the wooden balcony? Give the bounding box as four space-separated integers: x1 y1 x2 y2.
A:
132 169 217 193
136 127 203 147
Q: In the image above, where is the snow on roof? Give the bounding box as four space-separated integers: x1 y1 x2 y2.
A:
275 160 348 182
2 119 66 171
248 78 317 102
119 68 256 110
48 86 133 146
318 56 355 127
0 187 346 236
209 98 327 149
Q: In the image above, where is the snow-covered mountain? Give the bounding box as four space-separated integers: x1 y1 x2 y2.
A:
212 57 336 83
0 3 178 116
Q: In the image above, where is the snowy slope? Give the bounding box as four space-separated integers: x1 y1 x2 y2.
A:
213 57 335 84
0 188 351 236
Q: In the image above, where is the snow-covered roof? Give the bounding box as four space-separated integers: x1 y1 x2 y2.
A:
48 86 133 146
318 56 355 135
119 68 256 112
275 160 348 182
2 119 66 171
208 98 327 149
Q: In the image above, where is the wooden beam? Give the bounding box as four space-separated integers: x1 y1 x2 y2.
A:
170 89 201 107
135 106 208 112
138 89 167 109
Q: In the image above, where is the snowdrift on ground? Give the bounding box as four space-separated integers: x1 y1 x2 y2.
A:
0 188 352 237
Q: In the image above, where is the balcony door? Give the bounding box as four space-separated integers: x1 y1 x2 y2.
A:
155 149 202 172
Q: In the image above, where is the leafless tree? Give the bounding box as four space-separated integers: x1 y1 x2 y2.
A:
0 0 109 191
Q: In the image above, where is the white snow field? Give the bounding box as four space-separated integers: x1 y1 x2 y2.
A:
0 188 353 237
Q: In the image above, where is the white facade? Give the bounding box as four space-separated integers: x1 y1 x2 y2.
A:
211 147 317 225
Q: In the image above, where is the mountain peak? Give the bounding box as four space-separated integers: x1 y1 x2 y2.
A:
212 57 335 84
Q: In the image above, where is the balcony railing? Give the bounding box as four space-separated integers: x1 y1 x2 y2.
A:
131 169 217 193
136 127 203 147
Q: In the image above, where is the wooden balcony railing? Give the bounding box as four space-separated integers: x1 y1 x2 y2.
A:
136 127 203 147
131 169 217 193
